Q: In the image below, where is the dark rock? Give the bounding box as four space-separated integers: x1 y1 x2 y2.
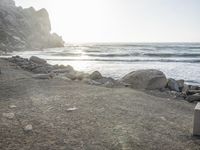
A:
189 85 199 90
186 94 200 103
30 56 47 64
187 90 200 95
182 84 189 94
89 71 103 80
167 78 180 92
32 65 53 74
121 69 167 90
177 80 184 91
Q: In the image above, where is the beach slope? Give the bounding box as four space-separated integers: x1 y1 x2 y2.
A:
0 58 200 150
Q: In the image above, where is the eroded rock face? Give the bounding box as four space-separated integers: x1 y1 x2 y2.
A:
121 69 168 90
0 0 64 52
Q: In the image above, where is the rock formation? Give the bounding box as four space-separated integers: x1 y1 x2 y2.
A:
121 69 168 90
0 0 64 52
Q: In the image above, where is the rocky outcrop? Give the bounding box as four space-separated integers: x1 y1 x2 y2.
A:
121 69 168 90
0 0 64 52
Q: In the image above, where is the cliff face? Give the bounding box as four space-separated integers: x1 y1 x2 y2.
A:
0 0 64 52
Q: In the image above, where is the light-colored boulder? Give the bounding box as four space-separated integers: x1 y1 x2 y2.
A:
167 78 180 92
30 56 47 64
89 71 102 80
121 69 167 90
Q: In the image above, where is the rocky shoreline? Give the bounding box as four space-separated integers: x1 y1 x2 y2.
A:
1 56 200 150
3 55 200 103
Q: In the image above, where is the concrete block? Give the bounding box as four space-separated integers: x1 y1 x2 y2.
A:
193 103 200 136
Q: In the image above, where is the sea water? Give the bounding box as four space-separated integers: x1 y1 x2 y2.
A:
4 43 200 85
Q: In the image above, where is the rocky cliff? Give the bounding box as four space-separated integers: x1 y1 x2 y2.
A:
0 0 64 52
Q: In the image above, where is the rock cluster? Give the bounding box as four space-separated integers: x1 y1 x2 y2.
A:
8 56 200 102
0 0 64 52
163 78 200 102
8 56 120 88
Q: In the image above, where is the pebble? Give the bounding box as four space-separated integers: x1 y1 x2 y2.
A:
67 107 78 112
2 113 15 119
9 105 17 108
24 124 33 132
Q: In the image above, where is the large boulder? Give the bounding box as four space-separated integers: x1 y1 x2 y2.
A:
89 71 102 80
121 69 167 90
30 56 47 64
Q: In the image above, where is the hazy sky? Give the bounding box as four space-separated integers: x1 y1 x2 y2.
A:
15 0 200 43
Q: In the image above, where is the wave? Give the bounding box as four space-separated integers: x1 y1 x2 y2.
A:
51 52 200 58
144 53 200 57
46 58 200 63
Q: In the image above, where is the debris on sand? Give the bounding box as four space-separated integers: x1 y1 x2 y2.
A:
2 112 15 119
66 107 78 112
24 124 33 132
9 105 17 109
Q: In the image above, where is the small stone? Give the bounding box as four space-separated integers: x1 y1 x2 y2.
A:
9 105 17 108
2 113 15 119
67 107 78 112
24 124 33 131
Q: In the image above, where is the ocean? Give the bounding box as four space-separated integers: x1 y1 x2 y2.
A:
3 43 200 85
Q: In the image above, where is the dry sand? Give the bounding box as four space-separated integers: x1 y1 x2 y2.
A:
0 58 200 150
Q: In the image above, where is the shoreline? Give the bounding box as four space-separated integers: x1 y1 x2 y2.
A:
1 55 200 103
1 44 200 86
1 56 200 149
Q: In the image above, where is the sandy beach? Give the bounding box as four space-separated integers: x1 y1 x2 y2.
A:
0 58 200 150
